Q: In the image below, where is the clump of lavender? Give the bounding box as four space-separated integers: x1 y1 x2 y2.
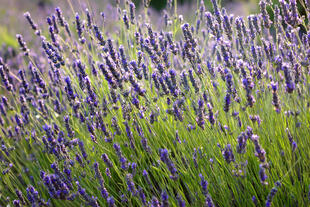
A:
101 153 113 168
15 189 26 205
207 102 216 126
236 132 248 154
76 181 100 207
222 144 235 164
75 13 85 44
265 181 281 207
251 134 266 163
0 0 309 206
126 173 137 196
285 128 297 152
271 82 281 113
113 143 128 170
259 164 268 185
93 162 109 199
196 98 205 129
160 149 178 180
16 34 29 56
249 115 262 127
0 65 13 91
282 64 295 93
199 174 214 207
24 12 40 35
161 191 169 207
26 185 48 206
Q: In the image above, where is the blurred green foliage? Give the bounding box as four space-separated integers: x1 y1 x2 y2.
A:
0 27 18 48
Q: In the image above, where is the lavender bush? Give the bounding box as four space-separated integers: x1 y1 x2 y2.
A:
0 0 310 206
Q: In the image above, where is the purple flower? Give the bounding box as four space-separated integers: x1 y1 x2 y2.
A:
265 181 281 207
199 174 208 195
161 191 169 207
78 140 87 160
259 164 268 185
237 132 248 154
107 196 115 207
106 168 111 178
15 189 26 205
222 144 235 163
176 194 186 207
151 196 160 207
101 154 113 168
285 128 297 152
76 181 99 206
16 34 29 56
123 10 130 29
138 186 147 205
113 143 128 170
124 121 135 149
252 196 258 206
93 162 108 199
131 162 137 176
64 76 75 101
55 7 65 26
75 13 85 43
223 93 231 113
282 64 295 93
160 149 178 179
271 82 281 112
13 200 21 207
126 173 137 195
251 135 266 163
142 170 153 189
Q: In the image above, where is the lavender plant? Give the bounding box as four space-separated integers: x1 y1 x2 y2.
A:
0 0 310 206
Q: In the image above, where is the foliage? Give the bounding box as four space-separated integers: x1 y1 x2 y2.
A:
0 0 309 206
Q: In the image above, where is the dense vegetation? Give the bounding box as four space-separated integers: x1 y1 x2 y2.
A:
0 0 309 206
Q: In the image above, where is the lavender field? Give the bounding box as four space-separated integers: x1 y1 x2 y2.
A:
0 0 309 206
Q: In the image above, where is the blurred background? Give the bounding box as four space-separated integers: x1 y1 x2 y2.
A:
0 0 307 52
0 0 260 47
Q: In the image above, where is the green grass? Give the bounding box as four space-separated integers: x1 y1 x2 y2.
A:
0 0 309 206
